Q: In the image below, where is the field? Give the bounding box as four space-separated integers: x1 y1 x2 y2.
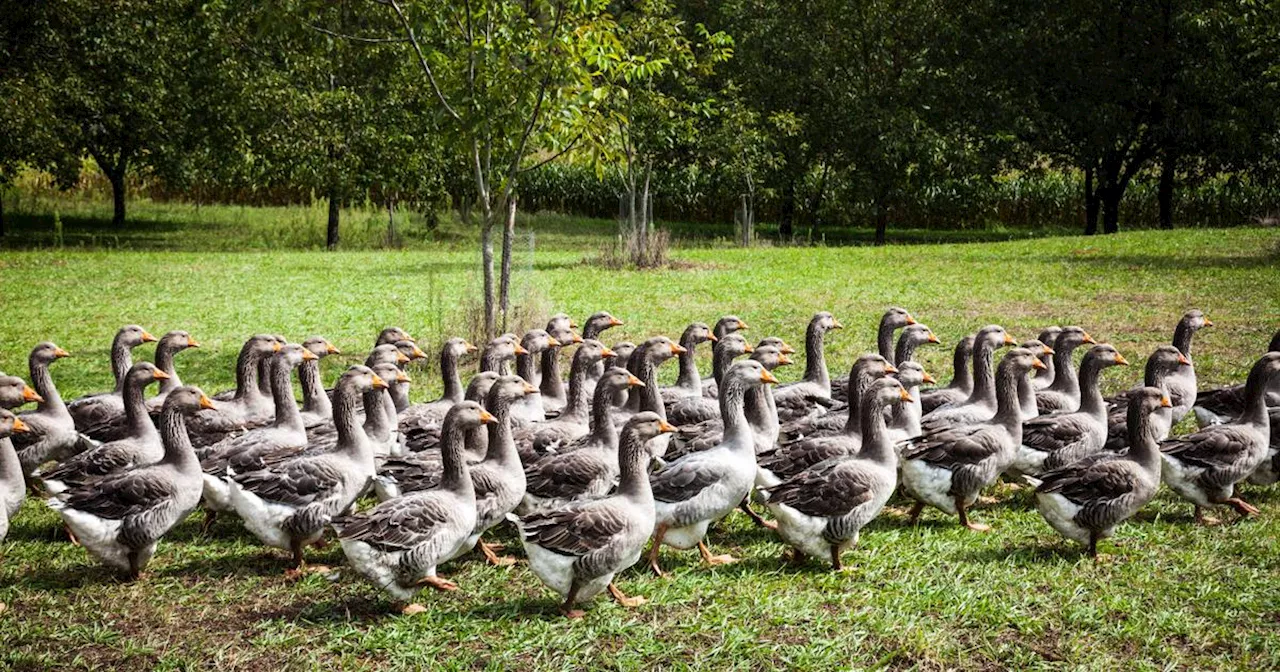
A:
1 207 1279 670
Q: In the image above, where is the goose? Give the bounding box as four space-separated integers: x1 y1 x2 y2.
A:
376 326 415 347
298 337 342 429
616 337 685 460
198 344 318 526
1165 310 1212 424
761 355 897 488
515 340 615 462
541 315 583 415
510 412 675 618
646 360 777 576
900 348 1044 530
13 342 85 476
67 325 159 436
893 323 940 367
83 329 196 443
519 367 650 514
47 386 213 579
668 334 749 423
770 312 842 422
226 366 386 572
1011 345 1129 478
336 401 494 613
189 335 282 448
1160 352 1280 524
1017 339 1055 421
579 311 624 400
834 308 916 402
37 363 170 494
480 334 524 375
764 378 911 570
659 323 717 406
376 341 426 412
1035 327 1098 413
1027 387 1169 557
512 329 561 424
919 325 1017 430
699 316 750 399
308 361 407 461
365 343 412 369
215 334 287 402
372 371 511 502
399 371 499 457
1193 328 1280 427
885 361 934 446
919 336 975 414
1033 327 1064 390
396 338 476 439
1103 345 1189 451
604 341 638 408
0 410 32 543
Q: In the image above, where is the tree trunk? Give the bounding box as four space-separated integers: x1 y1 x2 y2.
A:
326 190 340 250
874 206 888 246
499 196 517 333
1084 166 1099 235
639 163 651 258
1100 186 1122 235
1158 152 1175 230
806 162 830 234
386 199 398 247
480 209 496 339
779 178 796 238
0 189 6 237
109 169 127 227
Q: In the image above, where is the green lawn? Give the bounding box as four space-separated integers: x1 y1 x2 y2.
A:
1 221 1279 670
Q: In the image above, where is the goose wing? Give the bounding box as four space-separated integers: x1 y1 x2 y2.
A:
767 459 877 517
337 492 455 551
231 456 345 506
524 449 611 500
517 502 629 557
57 467 177 519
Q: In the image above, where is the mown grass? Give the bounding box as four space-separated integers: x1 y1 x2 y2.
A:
1 220 1279 670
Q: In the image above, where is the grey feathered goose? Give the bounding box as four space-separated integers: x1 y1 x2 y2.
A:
227 366 386 572
646 361 777 575
298 337 341 429
670 334 749 421
579 311 624 401
1032 327 1064 390
603 341 638 408
919 335 975 414
13 342 85 476
1027 387 1169 557
398 370 499 457
617 336 686 432
0 410 32 542
67 325 158 436
198 344 318 524
511 412 675 618
885 361 934 446
698 317 750 399
145 331 201 415
1017 339 1055 421
337 401 493 612
541 315 583 415
305 362 407 463
900 348 1044 530
37 363 170 495
770 312 842 422
1165 310 1212 424
518 367 646 514
1011 345 1129 478
1034 327 1098 413
1159 352 1280 524
226 334 287 402
512 329 561 424
47 386 212 579
830 307 915 403
376 326 416 347
660 322 717 406
761 355 897 489
1103 345 1189 451
396 338 476 439
189 335 281 448
765 378 911 570
1193 328 1279 427
920 325 1017 430
480 334 524 375
894 323 940 367
515 340 615 463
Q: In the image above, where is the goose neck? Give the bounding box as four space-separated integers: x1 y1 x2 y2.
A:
951 343 973 391
154 343 182 393
1048 343 1080 394
538 347 565 401
299 360 331 418
269 359 304 432
717 375 752 442
110 337 134 392
160 404 197 468
1172 321 1196 357
29 355 65 413
676 332 702 391
442 348 465 402
803 324 829 387
563 352 593 423
590 382 620 446
439 417 474 494
332 381 371 456
859 399 894 464
123 375 156 437
616 431 655 501
1076 357 1108 416
877 322 896 361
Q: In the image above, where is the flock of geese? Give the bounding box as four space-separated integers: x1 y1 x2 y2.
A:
1 310 1278 617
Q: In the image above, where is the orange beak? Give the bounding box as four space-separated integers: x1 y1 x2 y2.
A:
22 386 43 403
1002 334 1016 346
53 347 71 358
465 342 478 353
742 343 754 353
831 319 844 330
522 381 538 394
11 417 29 433
900 388 914 402
1204 318 1214 327
706 333 718 343
188 338 201 349
1177 353 1190 366
610 317 624 327
412 345 427 359
371 374 389 390
927 332 940 343
922 371 937 385
1160 396 1172 408
1114 353 1129 366
479 409 497 424
301 350 319 362
1032 359 1048 371
737 320 749 330
628 374 645 388
199 395 217 411
152 369 171 380
396 371 411 383
885 364 898 374
1082 332 1096 344
657 419 677 434
601 347 617 359
272 342 283 353
514 344 529 356
141 331 158 343
670 343 688 355
905 315 918 325
779 354 794 366
761 370 779 384
396 352 411 364
780 344 796 355
1041 345 1054 355
547 337 561 348
571 333 584 344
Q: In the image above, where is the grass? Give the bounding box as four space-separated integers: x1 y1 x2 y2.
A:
1 206 1279 669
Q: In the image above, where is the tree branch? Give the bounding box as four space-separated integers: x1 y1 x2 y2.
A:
304 21 409 44
520 131 584 174
384 0 462 122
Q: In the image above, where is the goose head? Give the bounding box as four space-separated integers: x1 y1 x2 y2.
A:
546 314 581 345
999 347 1047 380
487 374 538 407
1037 326 1064 349
123 361 170 390
1083 343 1129 370
714 333 752 360
1019 339 1054 366
714 315 749 339
610 342 637 370
1145 344 1190 385
682 322 716 347
465 371 501 404
520 329 561 355
1055 326 1096 352
395 339 428 363
756 336 796 355
0 408 30 438
901 323 940 348
30 342 72 365
160 330 200 352
164 385 217 415
893 360 932 389
116 324 159 349
750 345 792 371
575 339 615 367
484 334 522 362
303 336 340 360
622 411 678 444
849 354 898 395
337 365 389 396
725 360 779 389
377 326 415 346
444 400 496 432
976 325 1016 351
0 375 41 409
867 377 913 411
585 311 624 337
641 335 687 366
882 307 917 329
371 362 411 389
812 311 843 333
274 342 319 371
1180 310 1212 331
366 343 408 367
598 366 645 395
